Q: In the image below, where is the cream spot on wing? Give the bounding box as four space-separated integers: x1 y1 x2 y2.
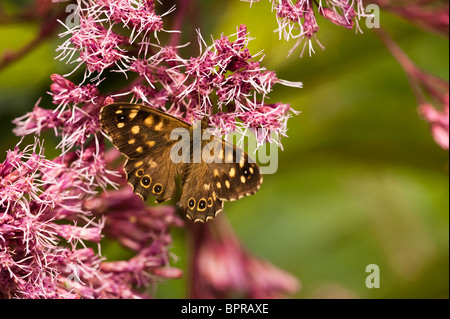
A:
239 158 245 168
128 139 136 145
146 141 155 147
226 152 234 163
115 110 123 114
229 168 236 178
240 176 246 184
149 160 157 168
145 116 154 127
132 126 140 134
249 167 254 174
136 146 143 153
129 110 138 119
216 182 222 189
225 180 231 189
117 123 125 128
135 161 144 168
204 183 210 191
154 120 164 131
213 169 220 177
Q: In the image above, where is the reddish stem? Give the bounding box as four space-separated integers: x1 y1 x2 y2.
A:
0 11 62 71
374 27 449 105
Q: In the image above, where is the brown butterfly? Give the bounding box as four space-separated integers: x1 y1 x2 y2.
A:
99 103 262 223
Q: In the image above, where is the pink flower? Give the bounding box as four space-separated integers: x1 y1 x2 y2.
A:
209 112 238 136
239 102 296 147
84 187 184 252
50 74 99 113
319 6 355 30
57 16 129 77
0 138 183 299
0 139 102 298
97 0 165 38
12 101 65 137
420 102 449 150
189 216 300 298
105 24 301 147
376 28 449 151
373 0 449 37
174 25 301 145
244 0 366 57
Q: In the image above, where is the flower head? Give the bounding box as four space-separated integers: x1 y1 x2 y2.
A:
97 0 165 38
57 15 129 78
373 0 449 37
104 24 301 148
376 28 449 151
0 138 182 299
0 138 100 298
50 73 99 114
420 101 449 150
243 0 368 57
189 216 300 298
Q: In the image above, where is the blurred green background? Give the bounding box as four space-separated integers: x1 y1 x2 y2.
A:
0 1 448 298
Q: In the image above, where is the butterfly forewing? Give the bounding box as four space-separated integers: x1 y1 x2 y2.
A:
100 103 189 158
100 103 188 202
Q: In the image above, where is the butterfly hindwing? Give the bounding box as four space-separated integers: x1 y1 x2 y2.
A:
177 139 262 222
125 155 179 203
178 163 224 223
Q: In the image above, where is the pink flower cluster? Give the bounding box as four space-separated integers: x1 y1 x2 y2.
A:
96 0 165 35
0 138 182 298
372 0 449 37
4 0 301 298
244 0 367 57
375 28 449 151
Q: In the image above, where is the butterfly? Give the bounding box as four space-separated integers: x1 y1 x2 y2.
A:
99 103 263 223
